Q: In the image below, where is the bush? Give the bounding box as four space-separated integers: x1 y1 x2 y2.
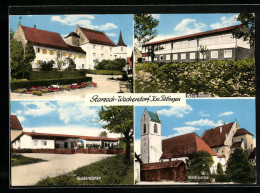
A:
41 60 55 71
29 71 86 80
135 58 255 97
32 91 42 96
95 59 126 71
82 70 124 75
11 77 92 91
210 174 230 182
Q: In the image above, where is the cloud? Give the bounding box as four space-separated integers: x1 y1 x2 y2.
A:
199 111 210 117
218 111 234 117
151 14 160 20
20 101 56 117
174 18 206 35
51 15 118 31
172 126 200 137
185 119 223 127
210 14 239 29
106 33 117 37
157 105 193 118
17 116 26 122
57 101 98 124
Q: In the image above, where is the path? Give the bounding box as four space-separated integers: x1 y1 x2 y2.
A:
11 153 115 186
11 74 121 100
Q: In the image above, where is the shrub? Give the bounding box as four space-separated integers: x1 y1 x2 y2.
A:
29 71 86 80
135 58 255 97
41 60 55 71
11 77 92 91
95 59 126 71
210 174 230 182
82 70 124 75
32 91 42 96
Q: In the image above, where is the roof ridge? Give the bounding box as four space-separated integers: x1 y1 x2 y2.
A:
22 25 60 35
79 27 105 34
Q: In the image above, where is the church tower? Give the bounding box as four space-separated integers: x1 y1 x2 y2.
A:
114 30 127 59
141 108 162 163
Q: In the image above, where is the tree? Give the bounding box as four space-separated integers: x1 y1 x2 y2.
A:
99 106 133 164
232 13 255 46
99 131 108 137
217 162 224 175
66 57 76 71
134 14 159 46
41 60 55 71
188 151 214 176
226 148 255 183
199 45 208 61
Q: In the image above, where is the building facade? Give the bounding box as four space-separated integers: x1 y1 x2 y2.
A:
142 25 254 63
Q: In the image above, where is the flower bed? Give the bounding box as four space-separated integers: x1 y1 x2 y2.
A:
14 81 97 96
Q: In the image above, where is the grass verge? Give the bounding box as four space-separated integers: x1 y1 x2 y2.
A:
35 154 134 186
11 154 46 167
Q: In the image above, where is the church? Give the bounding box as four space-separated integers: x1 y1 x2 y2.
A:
14 22 127 70
135 108 254 182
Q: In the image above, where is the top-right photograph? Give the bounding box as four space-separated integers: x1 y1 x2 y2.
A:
134 13 255 97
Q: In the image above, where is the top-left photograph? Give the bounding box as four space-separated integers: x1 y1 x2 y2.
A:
10 14 133 100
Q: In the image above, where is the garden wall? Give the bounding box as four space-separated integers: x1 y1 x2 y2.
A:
11 148 126 155
135 58 255 97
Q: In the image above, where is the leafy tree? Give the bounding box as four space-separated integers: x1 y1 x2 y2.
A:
232 13 255 46
99 106 133 164
99 131 108 137
226 148 255 183
41 60 55 71
217 162 224 175
188 151 214 176
66 57 76 71
199 45 208 61
95 59 126 71
134 14 159 46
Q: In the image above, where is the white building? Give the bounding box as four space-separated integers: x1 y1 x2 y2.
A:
12 132 119 149
142 25 254 63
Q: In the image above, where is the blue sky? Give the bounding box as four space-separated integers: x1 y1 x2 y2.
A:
135 99 255 141
147 13 240 42
9 14 133 56
11 100 120 138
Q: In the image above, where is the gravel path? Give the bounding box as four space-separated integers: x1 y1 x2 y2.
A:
11 153 115 186
11 74 121 100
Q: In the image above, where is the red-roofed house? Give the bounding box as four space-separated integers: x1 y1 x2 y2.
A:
12 131 119 149
142 25 254 63
14 23 87 70
10 115 23 142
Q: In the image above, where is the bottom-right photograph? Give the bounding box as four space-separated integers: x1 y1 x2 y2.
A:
134 98 256 185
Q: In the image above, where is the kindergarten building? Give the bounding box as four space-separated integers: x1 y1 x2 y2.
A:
142 25 254 63
14 22 127 70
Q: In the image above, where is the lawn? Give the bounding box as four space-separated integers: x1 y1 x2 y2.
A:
35 154 134 186
11 154 46 167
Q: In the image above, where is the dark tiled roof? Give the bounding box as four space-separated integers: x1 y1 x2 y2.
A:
22 25 85 53
116 31 127 47
127 57 132 68
10 115 23 130
231 141 242 148
65 32 80 38
15 132 119 142
160 132 217 159
202 122 234 148
80 27 115 46
234 128 253 137
217 155 225 158
147 25 242 45
141 160 184 170
147 111 160 123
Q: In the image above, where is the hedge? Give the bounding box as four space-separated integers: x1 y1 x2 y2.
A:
11 77 92 91
210 174 230 182
83 70 124 75
135 58 255 97
29 71 86 80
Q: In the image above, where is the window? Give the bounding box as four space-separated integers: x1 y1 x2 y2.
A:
101 54 104 57
36 48 40 53
101 46 104 50
181 53 186 60
154 124 158 133
37 60 43 66
93 45 96 49
74 53 77 58
216 148 218 153
121 47 123 51
57 51 60 56
83 54 86 59
143 124 146 134
63 62 66 66
93 53 96 58
42 49 47 54
69 53 72 57
63 52 66 57
173 54 178 60
142 57 146 61
211 51 218 58
34 140 38 146
160 55 164 60
110 47 112 51
166 55 170 61
82 64 84 68
224 50 232 58
42 140 47 146
190 53 195 60
154 57 157 61
78 54 82 58
50 50 53 55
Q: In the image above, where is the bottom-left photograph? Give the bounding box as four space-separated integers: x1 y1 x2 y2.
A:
10 100 134 186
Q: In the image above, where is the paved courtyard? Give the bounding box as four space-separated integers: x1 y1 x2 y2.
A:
11 153 115 186
11 74 121 100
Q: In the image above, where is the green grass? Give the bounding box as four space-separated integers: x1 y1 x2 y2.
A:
11 154 46 167
35 154 134 186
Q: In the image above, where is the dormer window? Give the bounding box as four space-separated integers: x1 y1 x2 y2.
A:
154 124 158 133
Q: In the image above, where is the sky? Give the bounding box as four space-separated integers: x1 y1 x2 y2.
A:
135 99 255 154
135 13 240 45
9 14 133 57
11 100 120 138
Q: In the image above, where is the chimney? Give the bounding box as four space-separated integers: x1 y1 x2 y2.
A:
220 127 222 133
34 25 36 29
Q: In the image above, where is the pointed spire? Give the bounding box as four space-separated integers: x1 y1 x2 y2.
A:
117 30 127 47
18 16 22 25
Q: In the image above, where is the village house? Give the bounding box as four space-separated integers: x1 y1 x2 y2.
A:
142 25 254 63
14 22 127 70
10 115 23 142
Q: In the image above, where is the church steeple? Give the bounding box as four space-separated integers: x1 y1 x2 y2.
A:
117 30 127 47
